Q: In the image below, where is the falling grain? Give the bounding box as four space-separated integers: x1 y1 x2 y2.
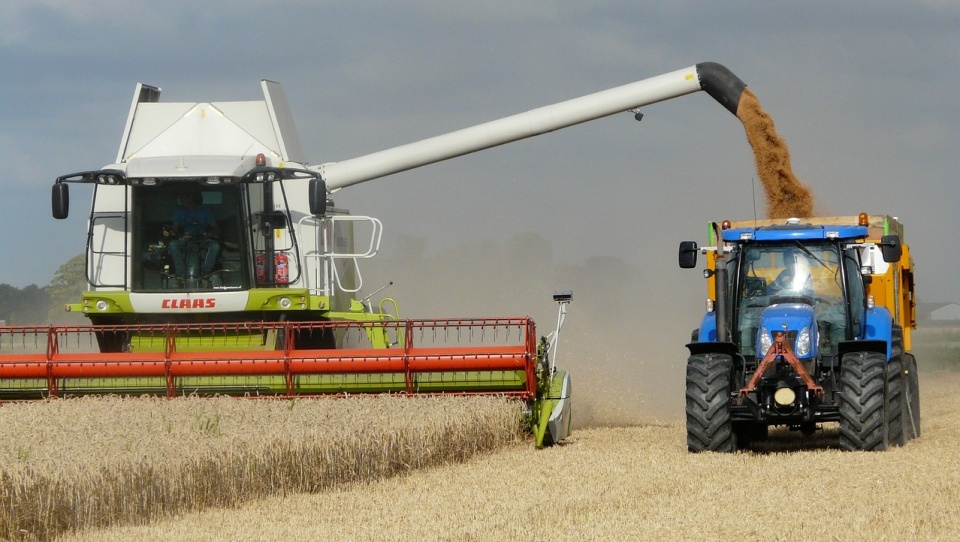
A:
736 88 815 218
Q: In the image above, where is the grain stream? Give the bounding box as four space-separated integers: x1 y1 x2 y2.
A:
737 88 815 218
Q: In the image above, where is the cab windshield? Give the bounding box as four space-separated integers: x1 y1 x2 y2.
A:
735 243 847 355
131 181 299 293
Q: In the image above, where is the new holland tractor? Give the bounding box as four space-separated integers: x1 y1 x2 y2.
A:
680 214 920 452
1 62 754 447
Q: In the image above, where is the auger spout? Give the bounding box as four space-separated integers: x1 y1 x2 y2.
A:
695 61 747 116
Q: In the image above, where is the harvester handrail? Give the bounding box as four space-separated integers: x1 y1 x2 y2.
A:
297 214 383 297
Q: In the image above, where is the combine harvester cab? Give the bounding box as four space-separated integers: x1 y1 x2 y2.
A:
679 214 920 452
50 81 373 340
6 62 760 446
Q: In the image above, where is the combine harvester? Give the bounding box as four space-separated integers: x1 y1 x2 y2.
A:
2 63 751 446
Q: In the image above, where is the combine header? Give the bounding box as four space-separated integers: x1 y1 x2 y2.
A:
0 317 569 445
1 62 755 446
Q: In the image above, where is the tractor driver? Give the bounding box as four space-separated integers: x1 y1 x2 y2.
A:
165 190 221 279
770 248 813 296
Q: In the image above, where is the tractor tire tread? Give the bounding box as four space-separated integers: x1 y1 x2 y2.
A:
838 351 887 451
686 354 735 453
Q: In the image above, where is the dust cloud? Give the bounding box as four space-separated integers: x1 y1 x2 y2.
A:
364 233 689 428
736 88 815 218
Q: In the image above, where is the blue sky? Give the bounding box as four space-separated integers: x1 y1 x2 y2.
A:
1 1 957 305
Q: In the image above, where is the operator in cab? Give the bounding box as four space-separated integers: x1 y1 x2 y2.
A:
165 190 221 280
770 248 813 296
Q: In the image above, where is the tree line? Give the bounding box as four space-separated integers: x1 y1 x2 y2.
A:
0 254 86 325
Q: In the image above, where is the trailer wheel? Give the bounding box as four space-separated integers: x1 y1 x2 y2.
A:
838 351 887 451
686 353 735 453
903 353 921 440
885 356 906 446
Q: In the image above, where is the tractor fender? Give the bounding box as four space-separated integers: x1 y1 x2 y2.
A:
863 305 894 360
696 312 717 342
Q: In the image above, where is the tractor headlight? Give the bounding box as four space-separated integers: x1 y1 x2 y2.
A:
96 300 109 311
279 297 292 309
795 326 811 357
758 326 772 354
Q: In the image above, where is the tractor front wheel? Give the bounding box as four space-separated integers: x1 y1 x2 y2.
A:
839 351 887 451
686 353 735 453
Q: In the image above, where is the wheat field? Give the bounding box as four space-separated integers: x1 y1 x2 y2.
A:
1 370 958 541
0 395 522 541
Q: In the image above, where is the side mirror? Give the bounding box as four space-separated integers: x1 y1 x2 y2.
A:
52 183 69 219
679 241 699 269
879 235 902 263
309 178 327 216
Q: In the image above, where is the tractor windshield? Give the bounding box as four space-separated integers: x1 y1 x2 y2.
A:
735 243 848 355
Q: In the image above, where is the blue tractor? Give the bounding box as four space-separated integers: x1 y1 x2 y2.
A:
679 214 920 452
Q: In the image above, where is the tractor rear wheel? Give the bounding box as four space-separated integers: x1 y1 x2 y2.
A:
839 351 887 451
886 356 906 446
686 353 735 453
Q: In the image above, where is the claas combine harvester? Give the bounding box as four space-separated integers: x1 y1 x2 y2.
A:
1 63 753 446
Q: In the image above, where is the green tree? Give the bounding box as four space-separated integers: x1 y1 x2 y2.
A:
0 283 50 325
47 254 87 323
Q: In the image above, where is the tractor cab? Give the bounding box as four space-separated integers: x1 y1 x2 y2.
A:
681 222 876 363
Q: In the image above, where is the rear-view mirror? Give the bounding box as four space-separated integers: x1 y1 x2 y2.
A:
880 235 902 263
679 241 699 269
52 183 69 219
309 179 327 216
